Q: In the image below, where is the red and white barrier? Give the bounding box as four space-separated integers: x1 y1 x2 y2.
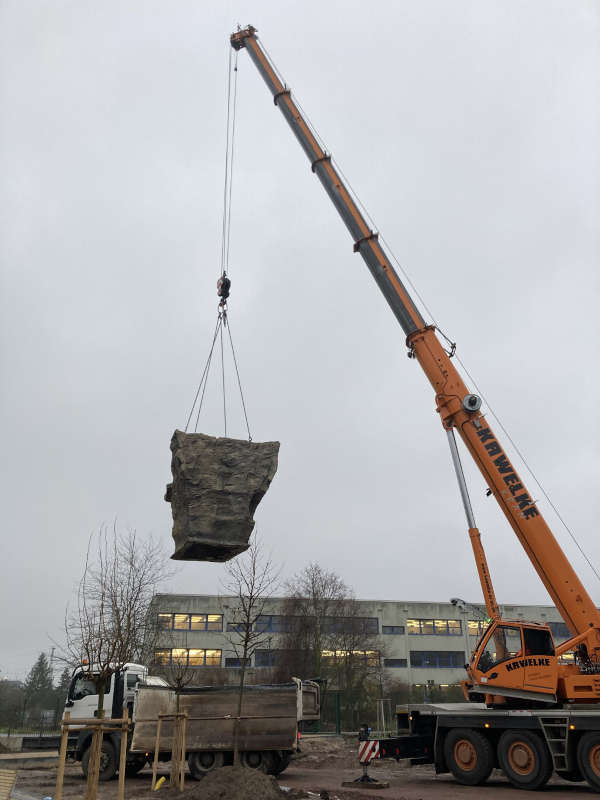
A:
358 740 380 764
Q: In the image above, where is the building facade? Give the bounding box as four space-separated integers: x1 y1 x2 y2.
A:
149 594 571 689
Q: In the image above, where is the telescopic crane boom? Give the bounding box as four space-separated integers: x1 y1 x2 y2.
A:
231 25 600 704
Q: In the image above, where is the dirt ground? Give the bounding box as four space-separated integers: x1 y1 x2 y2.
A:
12 735 597 800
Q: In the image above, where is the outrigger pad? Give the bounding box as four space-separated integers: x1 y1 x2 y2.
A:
165 430 279 562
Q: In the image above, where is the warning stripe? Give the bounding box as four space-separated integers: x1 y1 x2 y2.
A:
358 740 380 763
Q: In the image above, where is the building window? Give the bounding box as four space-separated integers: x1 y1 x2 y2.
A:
255 615 292 633
227 622 252 633
171 648 188 665
153 648 222 667
321 650 380 668
253 615 379 635
548 621 571 641
467 620 487 637
322 617 379 635
255 649 281 667
225 657 242 668
156 613 223 632
382 625 405 635
154 649 171 665
384 658 407 668
410 651 465 668
407 619 462 635
204 649 222 666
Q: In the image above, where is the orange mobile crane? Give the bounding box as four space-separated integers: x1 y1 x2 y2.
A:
231 26 600 790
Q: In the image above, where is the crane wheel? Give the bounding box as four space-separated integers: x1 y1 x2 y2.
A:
498 730 552 789
576 732 600 791
443 728 494 786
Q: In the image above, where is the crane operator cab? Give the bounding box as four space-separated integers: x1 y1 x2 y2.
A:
465 620 557 705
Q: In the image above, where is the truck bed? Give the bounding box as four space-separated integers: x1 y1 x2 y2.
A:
131 682 300 754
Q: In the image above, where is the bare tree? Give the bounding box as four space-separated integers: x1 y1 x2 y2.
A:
276 563 353 680
275 564 379 699
61 524 171 716
220 533 280 766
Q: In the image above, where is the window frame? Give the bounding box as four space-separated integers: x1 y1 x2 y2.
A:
477 625 523 672
384 658 407 668
156 612 223 632
382 625 405 635
407 618 463 636
409 650 466 668
152 647 222 667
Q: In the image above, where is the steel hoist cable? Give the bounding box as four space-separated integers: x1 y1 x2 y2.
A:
185 46 252 440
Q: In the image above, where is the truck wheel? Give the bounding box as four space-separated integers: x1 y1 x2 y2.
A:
81 741 117 781
240 750 275 773
188 751 224 780
576 731 600 791
124 758 146 777
270 752 291 775
443 729 493 786
498 730 552 789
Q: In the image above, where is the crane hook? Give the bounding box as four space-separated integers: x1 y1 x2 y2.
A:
217 273 231 309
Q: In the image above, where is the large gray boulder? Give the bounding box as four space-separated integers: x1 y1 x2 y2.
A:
165 430 279 562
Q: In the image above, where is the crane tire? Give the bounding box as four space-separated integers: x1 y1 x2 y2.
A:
443 728 494 786
576 731 600 791
188 751 225 780
81 740 117 781
498 730 552 789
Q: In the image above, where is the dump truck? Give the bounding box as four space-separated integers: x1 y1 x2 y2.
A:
64 663 319 780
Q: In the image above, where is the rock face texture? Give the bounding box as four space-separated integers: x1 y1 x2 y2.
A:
165 430 279 562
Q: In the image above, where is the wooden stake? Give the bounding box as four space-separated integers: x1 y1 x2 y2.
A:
151 717 162 791
170 715 180 788
179 713 187 792
84 725 103 800
55 711 70 800
117 709 129 800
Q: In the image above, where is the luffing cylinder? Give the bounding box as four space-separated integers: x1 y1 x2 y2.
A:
165 430 279 562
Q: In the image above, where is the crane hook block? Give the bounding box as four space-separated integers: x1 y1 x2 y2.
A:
217 275 231 301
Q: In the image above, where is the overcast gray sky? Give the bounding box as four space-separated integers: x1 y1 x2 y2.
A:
1 1 598 681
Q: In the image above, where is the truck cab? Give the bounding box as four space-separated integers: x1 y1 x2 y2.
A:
64 662 151 780
65 662 148 722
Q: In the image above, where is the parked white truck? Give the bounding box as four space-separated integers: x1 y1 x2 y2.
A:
64 663 319 780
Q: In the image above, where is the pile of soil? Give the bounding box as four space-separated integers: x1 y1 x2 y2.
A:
163 766 286 799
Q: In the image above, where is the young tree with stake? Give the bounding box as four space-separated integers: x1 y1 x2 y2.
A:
221 533 280 766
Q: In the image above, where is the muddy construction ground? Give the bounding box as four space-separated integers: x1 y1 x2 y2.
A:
11 735 596 799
